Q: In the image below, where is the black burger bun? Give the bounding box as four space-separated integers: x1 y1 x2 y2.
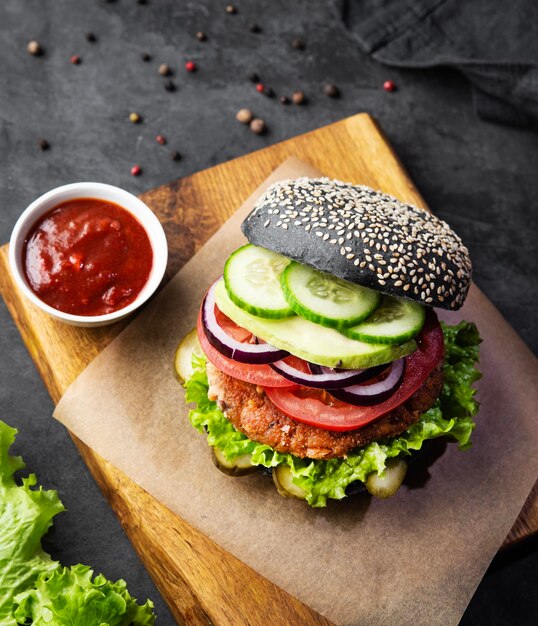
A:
241 177 472 310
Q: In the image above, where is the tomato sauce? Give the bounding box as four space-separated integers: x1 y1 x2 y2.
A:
23 198 153 316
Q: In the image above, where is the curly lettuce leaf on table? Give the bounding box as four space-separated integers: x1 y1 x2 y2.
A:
0 421 155 625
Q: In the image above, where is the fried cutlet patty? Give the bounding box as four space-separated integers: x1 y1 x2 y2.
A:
206 361 444 460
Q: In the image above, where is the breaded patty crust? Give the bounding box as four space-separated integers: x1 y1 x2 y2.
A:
206 362 444 460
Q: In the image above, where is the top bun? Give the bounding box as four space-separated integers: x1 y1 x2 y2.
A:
242 177 472 310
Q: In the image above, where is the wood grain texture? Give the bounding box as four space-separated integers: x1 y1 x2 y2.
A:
0 113 535 625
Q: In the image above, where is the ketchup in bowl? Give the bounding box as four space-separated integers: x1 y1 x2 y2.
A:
23 198 153 316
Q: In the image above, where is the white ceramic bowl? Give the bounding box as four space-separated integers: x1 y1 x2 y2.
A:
9 182 168 327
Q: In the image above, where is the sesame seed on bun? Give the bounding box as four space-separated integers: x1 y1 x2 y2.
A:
241 177 472 310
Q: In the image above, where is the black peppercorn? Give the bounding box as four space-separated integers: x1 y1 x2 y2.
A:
171 150 182 161
323 83 340 98
85 33 97 43
264 86 275 98
250 24 261 33
164 80 176 92
249 72 260 83
196 31 207 42
38 138 50 150
279 95 290 105
292 38 305 50
141 52 151 62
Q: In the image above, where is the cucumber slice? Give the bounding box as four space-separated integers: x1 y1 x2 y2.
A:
343 296 426 344
224 244 294 319
214 280 416 369
174 328 202 383
281 262 380 329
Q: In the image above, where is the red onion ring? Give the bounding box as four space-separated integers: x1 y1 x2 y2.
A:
330 359 406 406
271 360 387 389
202 280 289 364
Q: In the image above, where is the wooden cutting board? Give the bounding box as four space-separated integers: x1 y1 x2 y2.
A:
1 113 536 626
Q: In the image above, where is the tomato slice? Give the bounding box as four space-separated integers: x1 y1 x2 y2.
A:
214 305 252 343
197 308 296 388
264 310 444 432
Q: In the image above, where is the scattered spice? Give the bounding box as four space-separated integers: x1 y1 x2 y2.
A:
141 52 152 62
249 72 260 83
292 90 305 104
164 80 176 92
250 24 261 33
255 83 265 93
70 55 81 65
196 31 207 41
279 95 290 105
292 38 305 50
226 4 237 14
185 60 196 72
155 135 166 145
323 83 340 98
171 150 182 161
383 80 396 92
236 108 253 124
158 63 171 76
129 112 142 124
38 138 50 151
85 32 97 43
137 0 148 4
131 165 142 176
249 118 266 135
27 40 43 56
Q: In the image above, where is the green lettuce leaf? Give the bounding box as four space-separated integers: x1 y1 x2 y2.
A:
185 321 481 507
0 421 155 625
0 422 64 626
13 565 155 626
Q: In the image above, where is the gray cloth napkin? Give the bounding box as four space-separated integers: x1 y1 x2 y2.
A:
339 0 538 127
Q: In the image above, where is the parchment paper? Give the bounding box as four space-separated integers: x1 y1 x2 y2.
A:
54 158 538 626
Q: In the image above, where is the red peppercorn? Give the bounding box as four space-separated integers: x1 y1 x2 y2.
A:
131 165 142 176
70 55 81 65
185 60 196 72
155 135 166 145
383 80 396 92
256 83 264 93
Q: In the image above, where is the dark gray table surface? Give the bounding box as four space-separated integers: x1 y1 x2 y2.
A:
1 1 536 624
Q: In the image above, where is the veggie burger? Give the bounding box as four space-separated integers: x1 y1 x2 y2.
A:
177 178 481 506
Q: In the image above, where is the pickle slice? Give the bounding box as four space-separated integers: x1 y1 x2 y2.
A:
174 328 202 382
